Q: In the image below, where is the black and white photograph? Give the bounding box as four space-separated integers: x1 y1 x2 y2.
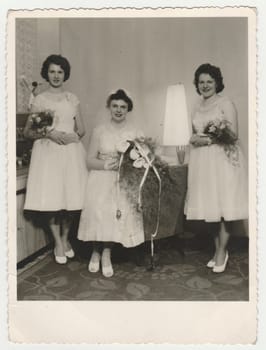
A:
7 7 257 344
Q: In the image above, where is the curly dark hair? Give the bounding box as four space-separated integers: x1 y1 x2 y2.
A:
106 89 133 112
41 54 71 82
194 63 224 94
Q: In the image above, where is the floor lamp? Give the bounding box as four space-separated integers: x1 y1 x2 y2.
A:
162 83 191 163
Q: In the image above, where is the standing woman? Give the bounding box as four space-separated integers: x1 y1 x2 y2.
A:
185 63 248 273
24 54 87 264
78 89 145 277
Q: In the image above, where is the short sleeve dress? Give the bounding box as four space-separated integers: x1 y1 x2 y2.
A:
184 96 248 222
24 91 87 212
77 120 145 248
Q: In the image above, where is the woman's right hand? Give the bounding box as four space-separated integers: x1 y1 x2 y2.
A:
47 131 80 145
46 130 68 145
60 132 80 144
104 159 119 170
190 134 212 147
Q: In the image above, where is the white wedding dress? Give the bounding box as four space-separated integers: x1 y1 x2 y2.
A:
78 121 145 248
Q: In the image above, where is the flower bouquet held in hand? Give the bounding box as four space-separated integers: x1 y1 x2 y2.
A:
29 110 55 137
203 119 239 166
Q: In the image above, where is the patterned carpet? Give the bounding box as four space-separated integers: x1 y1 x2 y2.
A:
17 235 249 301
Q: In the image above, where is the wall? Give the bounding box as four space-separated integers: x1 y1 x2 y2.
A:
36 19 60 76
16 19 38 112
16 18 60 112
59 17 248 156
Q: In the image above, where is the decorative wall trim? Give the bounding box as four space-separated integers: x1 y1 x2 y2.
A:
16 19 38 113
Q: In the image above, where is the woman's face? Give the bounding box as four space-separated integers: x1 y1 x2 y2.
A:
109 99 129 123
197 73 217 99
47 63 65 88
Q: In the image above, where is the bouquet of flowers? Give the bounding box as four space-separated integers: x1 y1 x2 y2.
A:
203 119 239 165
117 136 162 215
116 136 186 242
29 110 55 136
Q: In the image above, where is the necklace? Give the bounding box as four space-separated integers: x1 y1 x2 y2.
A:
200 95 221 111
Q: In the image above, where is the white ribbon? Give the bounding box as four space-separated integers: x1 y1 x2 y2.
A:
133 141 162 256
116 153 125 219
116 140 162 258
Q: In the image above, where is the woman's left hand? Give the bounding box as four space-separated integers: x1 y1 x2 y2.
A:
104 159 119 170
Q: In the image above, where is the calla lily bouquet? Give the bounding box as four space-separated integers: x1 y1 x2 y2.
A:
116 135 188 267
116 136 157 170
116 136 177 245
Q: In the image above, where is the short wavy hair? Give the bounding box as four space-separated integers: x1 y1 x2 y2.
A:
194 63 224 94
106 89 133 111
41 54 71 82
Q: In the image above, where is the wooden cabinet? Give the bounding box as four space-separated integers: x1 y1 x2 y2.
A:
17 171 50 263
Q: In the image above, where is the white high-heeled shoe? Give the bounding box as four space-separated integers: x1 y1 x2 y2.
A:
206 259 216 268
213 251 229 273
102 262 114 278
65 248 75 258
54 249 67 265
101 253 113 278
88 251 100 273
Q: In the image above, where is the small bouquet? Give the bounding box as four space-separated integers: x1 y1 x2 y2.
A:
29 110 55 136
203 119 239 165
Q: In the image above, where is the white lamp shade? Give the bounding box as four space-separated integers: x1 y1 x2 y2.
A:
162 84 191 146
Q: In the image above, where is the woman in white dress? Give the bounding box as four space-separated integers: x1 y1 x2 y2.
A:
78 89 144 277
23 54 87 264
184 63 248 273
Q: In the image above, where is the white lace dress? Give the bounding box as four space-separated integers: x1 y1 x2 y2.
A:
78 121 145 248
184 96 248 222
24 91 87 211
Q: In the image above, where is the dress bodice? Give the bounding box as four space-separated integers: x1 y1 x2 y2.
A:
32 91 79 133
192 96 230 134
94 121 142 160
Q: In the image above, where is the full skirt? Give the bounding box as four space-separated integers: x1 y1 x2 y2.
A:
78 170 144 248
184 144 248 222
24 139 87 211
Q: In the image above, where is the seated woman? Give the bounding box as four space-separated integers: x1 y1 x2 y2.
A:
77 89 145 277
